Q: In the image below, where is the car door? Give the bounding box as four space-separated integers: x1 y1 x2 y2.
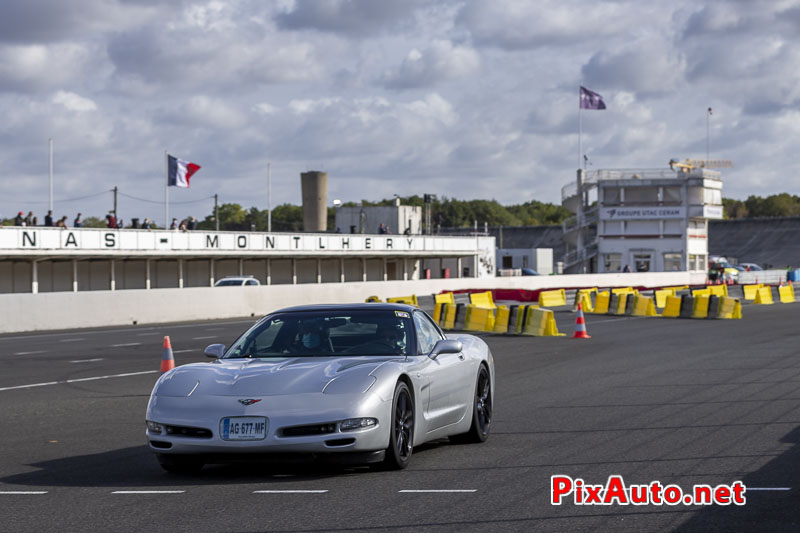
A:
413 311 472 431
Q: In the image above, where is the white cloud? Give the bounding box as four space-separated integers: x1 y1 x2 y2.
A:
381 40 480 89
52 91 97 112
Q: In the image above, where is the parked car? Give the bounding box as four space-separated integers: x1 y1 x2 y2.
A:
214 276 261 287
521 268 540 276
738 263 763 271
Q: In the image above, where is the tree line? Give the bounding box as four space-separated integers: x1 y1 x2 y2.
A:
5 193 798 230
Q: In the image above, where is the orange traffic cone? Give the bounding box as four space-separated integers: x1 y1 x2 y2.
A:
573 303 591 339
161 336 175 373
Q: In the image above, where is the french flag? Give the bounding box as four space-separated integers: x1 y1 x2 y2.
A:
167 155 201 188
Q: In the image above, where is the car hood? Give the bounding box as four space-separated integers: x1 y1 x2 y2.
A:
154 356 402 397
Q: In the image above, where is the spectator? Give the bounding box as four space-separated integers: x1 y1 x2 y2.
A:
44 210 53 227
106 214 116 228
622 265 632 273
73 213 83 227
142 218 152 230
170 218 178 230
24 211 33 226
378 223 388 234
179 219 188 231
32 216 38 226
186 216 196 230
56 216 68 228
116 218 124 229
14 211 24 226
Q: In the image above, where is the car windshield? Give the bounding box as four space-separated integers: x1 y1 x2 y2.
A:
224 310 413 358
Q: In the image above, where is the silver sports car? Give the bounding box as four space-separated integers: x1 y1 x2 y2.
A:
145 303 494 473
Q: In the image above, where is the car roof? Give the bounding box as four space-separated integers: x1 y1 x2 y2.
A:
273 302 419 314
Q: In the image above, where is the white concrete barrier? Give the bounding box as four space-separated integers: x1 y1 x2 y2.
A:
0 271 704 334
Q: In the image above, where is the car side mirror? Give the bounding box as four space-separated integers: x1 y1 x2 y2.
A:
429 339 463 360
204 343 226 359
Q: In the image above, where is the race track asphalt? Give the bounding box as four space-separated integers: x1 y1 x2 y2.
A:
1 305 799 532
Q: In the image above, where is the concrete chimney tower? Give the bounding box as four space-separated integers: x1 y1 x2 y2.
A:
300 171 328 232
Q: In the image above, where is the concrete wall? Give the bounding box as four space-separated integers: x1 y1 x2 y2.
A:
0 271 703 334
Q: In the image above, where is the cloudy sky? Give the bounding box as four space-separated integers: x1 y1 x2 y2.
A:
2 0 799 225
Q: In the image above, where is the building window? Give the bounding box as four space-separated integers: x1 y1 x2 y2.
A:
688 254 706 271
604 253 622 272
633 253 652 272
522 256 529 268
502 256 513 268
664 253 682 271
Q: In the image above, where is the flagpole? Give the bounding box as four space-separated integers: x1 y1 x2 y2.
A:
267 162 272 233
164 150 169 228
578 104 583 170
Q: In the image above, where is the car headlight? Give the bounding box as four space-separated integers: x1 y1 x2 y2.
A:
147 420 163 434
340 418 378 431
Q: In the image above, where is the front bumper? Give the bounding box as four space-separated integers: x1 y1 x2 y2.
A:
145 392 390 455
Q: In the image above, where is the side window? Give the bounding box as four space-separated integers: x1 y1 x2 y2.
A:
413 311 444 354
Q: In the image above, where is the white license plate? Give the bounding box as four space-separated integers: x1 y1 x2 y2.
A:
220 417 267 440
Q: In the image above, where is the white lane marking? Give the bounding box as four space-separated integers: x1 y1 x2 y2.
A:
746 487 791 491
59 338 85 343
111 343 141 347
136 332 162 336
0 370 158 392
0 491 48 495
192 336 216 340
69 358 104 364
173 349 195 354
13 351 45 356
253 490 328 494
112 490 185 494
399 490 477 493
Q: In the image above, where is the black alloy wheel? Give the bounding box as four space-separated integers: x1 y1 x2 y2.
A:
451 365 492 444
384 382 414 469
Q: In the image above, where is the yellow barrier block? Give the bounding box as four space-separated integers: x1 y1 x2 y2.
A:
538 289 567 307
574 290 595 313
692 295 710 318
662 295 682 318
779 284 795 304
743 284 763 300
522 308 565 336
465 305 495 332
469 291 496 309
708 285 728 298
493 306 510 333
654 289 674 309
611 293 628 315
365 295 382 302
754 286 774 305
632 295 658 317
692 288 711 298
442 304 456 330
387 295 418 306
718 297 743 319
435 292 455 305
592 291 610 314
612 287 637 295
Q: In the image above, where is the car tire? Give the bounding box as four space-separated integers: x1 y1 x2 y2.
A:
156 454 204 474
383 381 414 470
450 365 492 444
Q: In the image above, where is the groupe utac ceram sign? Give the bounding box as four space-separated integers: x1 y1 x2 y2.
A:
0 227 486 256
600 207 686 220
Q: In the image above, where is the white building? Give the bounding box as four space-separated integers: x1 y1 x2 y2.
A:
496 248 553 275
0 227 494 293
334 201 422 235
561 165 723 273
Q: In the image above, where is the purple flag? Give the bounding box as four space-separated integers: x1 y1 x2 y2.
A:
580 86 606 110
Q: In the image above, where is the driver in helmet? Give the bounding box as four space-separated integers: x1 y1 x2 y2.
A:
296 321 331 354
376 320 405 354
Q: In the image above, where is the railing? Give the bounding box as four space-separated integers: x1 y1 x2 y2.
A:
561 168 722 202
563 243 598 268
